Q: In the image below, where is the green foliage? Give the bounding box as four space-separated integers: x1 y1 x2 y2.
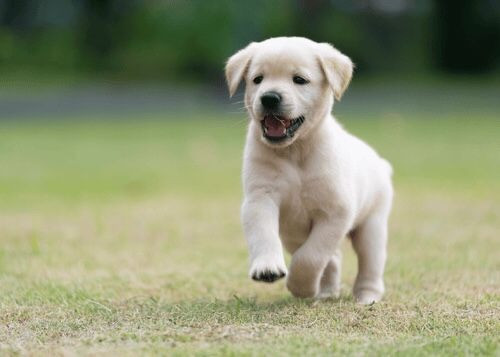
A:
2 0 496 80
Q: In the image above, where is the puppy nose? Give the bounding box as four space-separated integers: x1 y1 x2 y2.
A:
260 91 282 110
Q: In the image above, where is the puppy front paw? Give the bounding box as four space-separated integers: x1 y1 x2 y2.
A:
286 251 324 298
286 277 318 298
249 256 287 283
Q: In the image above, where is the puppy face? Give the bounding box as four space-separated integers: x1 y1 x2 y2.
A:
226 37 353 147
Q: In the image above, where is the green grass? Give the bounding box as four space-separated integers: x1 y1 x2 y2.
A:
0 110 499 355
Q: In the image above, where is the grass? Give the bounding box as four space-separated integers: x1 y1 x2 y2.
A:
0 108 499 355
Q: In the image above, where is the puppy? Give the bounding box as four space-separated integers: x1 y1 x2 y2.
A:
225 37 393 304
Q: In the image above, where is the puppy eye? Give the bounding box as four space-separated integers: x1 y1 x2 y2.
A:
253 75 263 84
293 75 308 85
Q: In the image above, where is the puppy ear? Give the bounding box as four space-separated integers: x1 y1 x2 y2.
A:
317 43 354 100
225 42 256 97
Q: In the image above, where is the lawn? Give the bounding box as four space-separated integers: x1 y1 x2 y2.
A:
0 108 498 355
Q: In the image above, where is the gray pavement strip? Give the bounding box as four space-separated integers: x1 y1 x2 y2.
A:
0 81 498 120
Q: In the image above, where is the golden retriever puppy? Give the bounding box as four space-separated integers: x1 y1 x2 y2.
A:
225 37 393 304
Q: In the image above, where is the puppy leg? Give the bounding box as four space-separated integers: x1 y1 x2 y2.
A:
287 217 348 298
351 212 388 304
242 195 287 283
317 249 342 299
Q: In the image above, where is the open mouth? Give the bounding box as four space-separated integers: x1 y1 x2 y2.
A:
261 114 305 142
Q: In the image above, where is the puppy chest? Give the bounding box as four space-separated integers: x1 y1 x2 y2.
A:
278 175 340 228
279 194 311 249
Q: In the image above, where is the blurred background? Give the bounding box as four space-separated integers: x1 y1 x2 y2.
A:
0 0 499 118
0 0 499 214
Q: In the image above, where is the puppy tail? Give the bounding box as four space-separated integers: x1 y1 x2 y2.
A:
381 158 393 177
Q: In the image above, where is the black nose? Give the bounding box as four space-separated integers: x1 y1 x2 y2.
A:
260 91 282 110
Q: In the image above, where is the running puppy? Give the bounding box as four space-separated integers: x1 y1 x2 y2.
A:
225 37 393 304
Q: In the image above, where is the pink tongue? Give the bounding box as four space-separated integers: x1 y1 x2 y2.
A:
264 116 286 137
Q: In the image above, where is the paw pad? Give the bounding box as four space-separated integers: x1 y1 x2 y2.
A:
251 269 286 283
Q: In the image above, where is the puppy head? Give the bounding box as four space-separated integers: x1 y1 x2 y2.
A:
225 37 353 148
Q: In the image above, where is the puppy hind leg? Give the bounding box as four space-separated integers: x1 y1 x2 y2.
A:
351 213 388 304
317 249 342 299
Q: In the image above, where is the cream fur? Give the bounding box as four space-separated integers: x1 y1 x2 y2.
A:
226 37 393 304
